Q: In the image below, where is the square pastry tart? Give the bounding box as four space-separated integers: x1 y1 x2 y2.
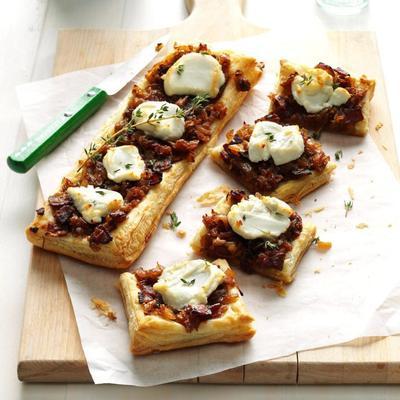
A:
267 60 375 136
120 258 255 355
191 190 316 283
26 43 263 269
210 118 336 203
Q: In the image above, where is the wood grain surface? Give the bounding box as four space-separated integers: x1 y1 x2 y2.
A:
18 0 400 384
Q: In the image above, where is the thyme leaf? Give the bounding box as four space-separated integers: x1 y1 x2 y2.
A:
311 236 320 245
169 211 181 230
299 74 313 86
344 200 353 217
181 278 195 286
335 149 343 161
176 64 184 75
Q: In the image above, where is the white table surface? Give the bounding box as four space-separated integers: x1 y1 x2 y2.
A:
1 0 399 398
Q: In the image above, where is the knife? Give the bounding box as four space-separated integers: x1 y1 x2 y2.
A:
7 35 169 173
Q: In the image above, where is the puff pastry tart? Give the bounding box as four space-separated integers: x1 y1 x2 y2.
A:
267 60 375 136
26 43 263 268
210 119 336 203
120 258 255 355
191 190 316 283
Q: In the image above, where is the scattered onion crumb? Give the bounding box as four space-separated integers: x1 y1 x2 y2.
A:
305 206 325 217
162 222 171 230
358 150 363 155
375 122 383 131
176 229 186 238
316 241 332 251
356 223 368 229
91 297 117 321
347 158 356 169
155 42 164 52
347 187 355 200
382 144 388 151
196 185 230 206
264 282 287 297
314 269 321 274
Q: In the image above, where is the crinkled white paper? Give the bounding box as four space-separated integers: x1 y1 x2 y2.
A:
18 33 400 386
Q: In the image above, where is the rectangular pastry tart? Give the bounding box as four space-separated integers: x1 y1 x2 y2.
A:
119 258 255 355
26 44 263 268
267 60 375 136
210 119 336 203
191 190 316 283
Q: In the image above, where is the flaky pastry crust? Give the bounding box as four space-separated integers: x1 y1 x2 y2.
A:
191 195 316 283
271 60 375 137
119 259 255 355
209 145 336 203
26 49 263 268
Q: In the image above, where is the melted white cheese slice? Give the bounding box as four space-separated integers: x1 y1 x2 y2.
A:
291 67 351 113
227 195 292 240
103 145 145 183
248 121 304 166
67 185 123 224
153 259 225 310
163 52 225 98
132 101 185 141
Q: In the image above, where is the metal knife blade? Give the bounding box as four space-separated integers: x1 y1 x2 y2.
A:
97 34 170 95
7 34 170 173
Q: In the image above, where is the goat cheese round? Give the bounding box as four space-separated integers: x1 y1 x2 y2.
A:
153 259 225 310
103 145 145 183
132 101 185 141
291 67 351 113
67 185 123 224
227 195 292 240
163 52 225 98
248 121 304 166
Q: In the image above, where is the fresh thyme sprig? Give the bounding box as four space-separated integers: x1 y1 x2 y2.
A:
311 236 320 245
76 96 210 174
335 149 343 161
169 211 181 230
344 200 353 217
299 74 313 86
264 132 275 142
264 240 278 250
181 278 195 286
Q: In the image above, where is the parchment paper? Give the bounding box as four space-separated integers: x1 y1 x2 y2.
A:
17 33 400 386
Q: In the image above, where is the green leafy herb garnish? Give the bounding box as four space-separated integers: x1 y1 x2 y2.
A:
96 190 105 196
77 94 210 174
181 278 195 286
332 82 340 90
344 200 353 217
299 74 313 86
335 149 343 161
169 211 181 230
190 94 210 110
265 132 275 142
311 237 320 245
113 168 121 173
134 108 143 118
176 64 184 75
125 163 133 169
264 240 278 250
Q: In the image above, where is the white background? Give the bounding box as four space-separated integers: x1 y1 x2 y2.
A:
1 0 400 398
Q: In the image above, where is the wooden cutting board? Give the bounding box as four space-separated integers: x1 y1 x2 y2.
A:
18 0 400 384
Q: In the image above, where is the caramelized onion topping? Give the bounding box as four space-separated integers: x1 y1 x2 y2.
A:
47 44 231 247
134 265 238 332
199 190 303 273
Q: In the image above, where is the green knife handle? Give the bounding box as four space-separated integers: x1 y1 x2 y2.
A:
7 87 108 173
